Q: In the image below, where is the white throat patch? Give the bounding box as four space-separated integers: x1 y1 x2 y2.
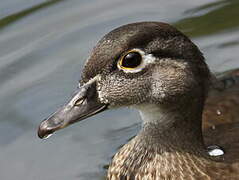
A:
135 104 175 126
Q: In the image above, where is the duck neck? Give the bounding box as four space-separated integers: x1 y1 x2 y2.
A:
137 99 206 153
108 99 217 179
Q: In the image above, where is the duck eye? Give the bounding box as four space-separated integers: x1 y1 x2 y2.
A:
119 51 142 69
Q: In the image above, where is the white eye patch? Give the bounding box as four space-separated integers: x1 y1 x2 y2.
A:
117 48 156 73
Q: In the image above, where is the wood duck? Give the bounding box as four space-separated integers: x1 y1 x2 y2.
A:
38 22 239 180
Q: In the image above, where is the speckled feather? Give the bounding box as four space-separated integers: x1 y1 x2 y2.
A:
108 127 239 180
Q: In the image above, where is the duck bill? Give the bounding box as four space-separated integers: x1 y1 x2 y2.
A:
38 80 107 139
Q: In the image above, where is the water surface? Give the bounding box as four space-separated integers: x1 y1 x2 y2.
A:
0 0 239 179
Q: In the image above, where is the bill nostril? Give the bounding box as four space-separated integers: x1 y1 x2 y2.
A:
74 98 85 106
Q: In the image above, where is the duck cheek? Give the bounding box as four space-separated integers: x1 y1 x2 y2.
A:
97 79 150 107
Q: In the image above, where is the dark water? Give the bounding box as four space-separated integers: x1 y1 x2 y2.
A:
0 0 239 179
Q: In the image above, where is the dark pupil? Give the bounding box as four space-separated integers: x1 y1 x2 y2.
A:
121 52 142 68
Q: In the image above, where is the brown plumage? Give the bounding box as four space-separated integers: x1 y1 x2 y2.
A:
38 22 239 180
203 69 239 130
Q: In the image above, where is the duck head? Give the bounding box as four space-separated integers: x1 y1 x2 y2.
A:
38 22 211 139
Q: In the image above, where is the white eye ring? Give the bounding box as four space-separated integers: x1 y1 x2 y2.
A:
117 48 156 73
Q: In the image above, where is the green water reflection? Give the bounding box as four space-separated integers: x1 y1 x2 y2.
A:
175 0 239 37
